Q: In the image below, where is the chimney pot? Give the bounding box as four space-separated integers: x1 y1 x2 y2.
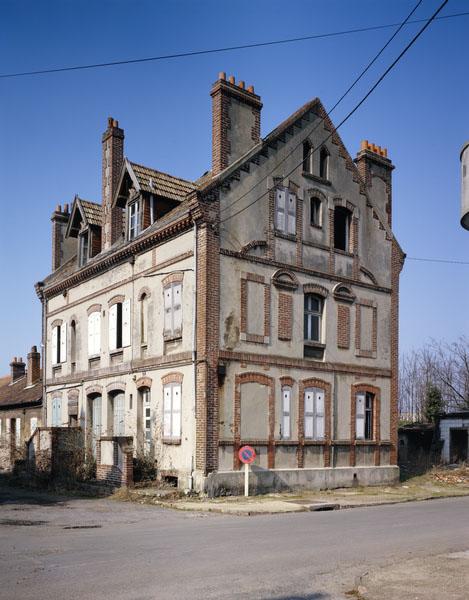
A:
63 203 69 214
219 71 226 80
10 356 26 383
247 85 254 93
108 116 114 128
228 75 235 84
238 81 245 89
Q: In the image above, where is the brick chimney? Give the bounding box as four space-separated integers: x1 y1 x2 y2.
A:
10 357 25 383
102 117 125 249
354 140 394 226
27 346 41 387
211 73 262 176
51 203 75 271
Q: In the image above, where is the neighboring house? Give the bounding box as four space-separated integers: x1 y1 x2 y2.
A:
36 73 404 492
0 348 43 471
439 412 469 463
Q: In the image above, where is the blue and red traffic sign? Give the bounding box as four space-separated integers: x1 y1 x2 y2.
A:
238 445 256 464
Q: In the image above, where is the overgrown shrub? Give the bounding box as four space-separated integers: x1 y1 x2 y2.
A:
133 454 157 483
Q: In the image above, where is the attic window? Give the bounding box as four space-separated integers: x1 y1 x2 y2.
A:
319 147 330 180
79 231 89 267
128 200 141 240
149 194 157 225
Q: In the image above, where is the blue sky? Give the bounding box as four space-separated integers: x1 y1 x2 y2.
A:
1 0 468 372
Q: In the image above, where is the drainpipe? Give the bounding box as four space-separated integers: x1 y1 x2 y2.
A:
36 283 47 427
189 219 198 492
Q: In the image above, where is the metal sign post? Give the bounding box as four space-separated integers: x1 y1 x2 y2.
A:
238 445 256 497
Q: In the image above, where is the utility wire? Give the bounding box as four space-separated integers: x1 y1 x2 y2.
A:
407 257 469 265
0 9 467 80
220 0 449 225
220 0 423 216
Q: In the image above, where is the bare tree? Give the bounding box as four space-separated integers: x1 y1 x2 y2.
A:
399 336 469 422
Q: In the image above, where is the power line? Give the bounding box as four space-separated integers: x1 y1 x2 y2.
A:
219 0 449 226
0 10 467 80
220 0 423 216
407 257 469 265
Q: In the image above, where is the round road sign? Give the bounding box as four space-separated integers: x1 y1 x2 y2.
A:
238 445 256 464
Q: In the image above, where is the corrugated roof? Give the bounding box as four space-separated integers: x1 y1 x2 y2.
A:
0 373 42 409
129 161 195 201
79 198 103 227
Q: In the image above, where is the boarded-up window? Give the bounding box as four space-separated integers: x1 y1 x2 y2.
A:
360 305 374 351
88 311 101 356
240 382 269 440
337 304 350 349
278 293 293 341
51 398 62 427
113 393 125 436
164 283 183 338
275 188 296 235
247 281 265 337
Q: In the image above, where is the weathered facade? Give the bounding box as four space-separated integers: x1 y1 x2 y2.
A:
38 73 404 492
0 348 43 471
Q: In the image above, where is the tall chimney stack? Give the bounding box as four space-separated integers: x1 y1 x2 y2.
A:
51 203 74 271
27 346 41 387
211 73 262 176
10 356 25 383
102 117 124 249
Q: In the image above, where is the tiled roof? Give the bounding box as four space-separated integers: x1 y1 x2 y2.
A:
79 198 103 227
129 161 196 201
0 373 42 409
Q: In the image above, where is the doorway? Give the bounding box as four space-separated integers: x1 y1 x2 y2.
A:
449 428 468 463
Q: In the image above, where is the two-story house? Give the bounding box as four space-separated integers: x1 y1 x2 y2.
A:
37 73 404 493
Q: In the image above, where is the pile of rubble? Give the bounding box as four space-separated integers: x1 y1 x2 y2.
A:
431 465 469 485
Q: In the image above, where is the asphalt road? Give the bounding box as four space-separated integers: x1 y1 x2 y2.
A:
1 486 469 600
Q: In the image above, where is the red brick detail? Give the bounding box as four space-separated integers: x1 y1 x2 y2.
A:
303 283 328 297
161 272 184 287
267 187 276 260
297 378 332 468
90 227 102 259
337 304 350 349
51 319 63 328
102 119 124 250
161 372 184 385
108 294 125 307
87 304 102 315
350 384 381 467
328 208 335 274
195 218 220 474
135 376 152 389
51 208 70 271
390 240 404 464
85 385 102 396
137 287 151 301
96 437 133 487
352 216 359 280
296 195 303 267
278 293 293 341
279 376 294 387
233 372 275 470
106 381 126 392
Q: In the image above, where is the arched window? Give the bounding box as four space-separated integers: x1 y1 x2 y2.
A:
70 320 77 370
280 386 291 440
302 140 313 173
334 206 352 252
356 391 375 440
319 147 329 180
304 294 324 342
140 293 148 345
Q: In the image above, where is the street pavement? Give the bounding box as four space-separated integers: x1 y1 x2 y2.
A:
1 485 469 600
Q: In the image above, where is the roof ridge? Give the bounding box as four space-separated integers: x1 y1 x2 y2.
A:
129 160 195 186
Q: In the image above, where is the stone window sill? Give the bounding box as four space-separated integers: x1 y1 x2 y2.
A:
304 341 326 349
109 348 124 357
163 438 182 445
333 248 354 258
275 231 297 242
302 172 332 186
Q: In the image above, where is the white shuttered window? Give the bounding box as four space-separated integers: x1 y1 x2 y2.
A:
163 383 182 439
163 283 183 338
51 398 62 427
275 188 296 235
304 387 325 440
109 300 130 350
88 312 101 356
356 392 366 440
52 324 67 364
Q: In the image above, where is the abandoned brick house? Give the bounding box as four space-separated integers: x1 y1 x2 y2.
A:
0 348 42 471
36 73 404 492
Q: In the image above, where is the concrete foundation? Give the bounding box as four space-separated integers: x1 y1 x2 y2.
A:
200 465 399 497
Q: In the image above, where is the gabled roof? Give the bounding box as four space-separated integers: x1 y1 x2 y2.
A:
66 196 102 237
114 159 196 207
0 373 42 410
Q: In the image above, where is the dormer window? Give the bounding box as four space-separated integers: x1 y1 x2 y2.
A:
302 140 313 173
79 231 89 267
319 147 330 180
149 194 157 225
128 200 141 240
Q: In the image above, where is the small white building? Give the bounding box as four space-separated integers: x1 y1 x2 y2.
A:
439 412 469 463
